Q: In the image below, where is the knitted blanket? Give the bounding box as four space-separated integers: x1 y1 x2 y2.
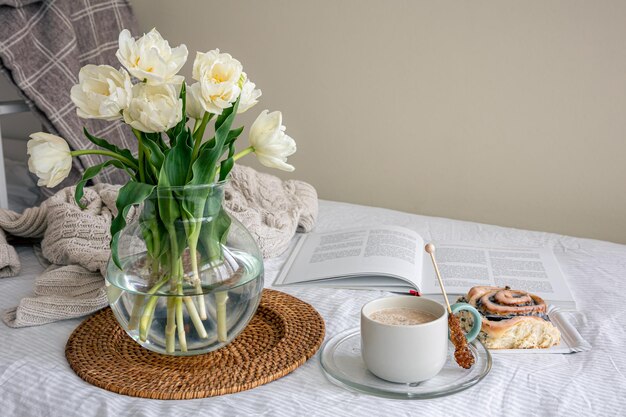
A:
0 165 318 327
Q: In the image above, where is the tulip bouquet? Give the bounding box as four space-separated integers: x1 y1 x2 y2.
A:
27 29 296 354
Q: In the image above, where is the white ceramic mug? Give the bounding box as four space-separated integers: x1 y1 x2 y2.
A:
360 296 482 383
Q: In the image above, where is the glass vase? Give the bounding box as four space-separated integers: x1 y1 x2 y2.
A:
105 182 264 356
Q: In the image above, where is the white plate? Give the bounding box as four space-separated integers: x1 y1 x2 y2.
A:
319 328 492 399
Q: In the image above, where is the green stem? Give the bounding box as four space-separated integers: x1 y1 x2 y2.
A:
150 226 161 273
188 235 208 320
164 251 179 352
186 112 213 183
176 266 187 352
183 296 208 339
204 217 229 343
214 146 255 180
182 194 208 321
130 247 158 332
216 291 229 342
197 112 213 137
132 129 146 183
128 294 145 330
232 146 255 162
177 231 210 337
165 230 182 351
192 112 213 158
70 150 139 171
138 274 169 341
193 118 202 134
165 297 176 353
165 227 208 352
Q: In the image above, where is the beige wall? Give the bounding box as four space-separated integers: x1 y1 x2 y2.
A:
3 1 626 244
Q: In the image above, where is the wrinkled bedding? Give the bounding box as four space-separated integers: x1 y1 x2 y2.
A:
1 199 625 417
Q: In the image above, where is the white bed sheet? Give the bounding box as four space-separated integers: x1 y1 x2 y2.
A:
1 200 625 417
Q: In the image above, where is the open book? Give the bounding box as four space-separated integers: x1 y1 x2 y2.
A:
274 226 576 308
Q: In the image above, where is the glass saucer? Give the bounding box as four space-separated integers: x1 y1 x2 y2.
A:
319 328 492 399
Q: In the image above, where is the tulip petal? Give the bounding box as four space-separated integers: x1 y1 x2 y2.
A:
27 133 72 188
248 110 296 171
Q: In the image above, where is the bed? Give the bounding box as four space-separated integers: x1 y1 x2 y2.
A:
1 184 625 416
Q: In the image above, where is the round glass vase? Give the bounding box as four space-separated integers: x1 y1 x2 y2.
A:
105 182 264 356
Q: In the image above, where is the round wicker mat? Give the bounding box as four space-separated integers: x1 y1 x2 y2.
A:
65 289 325 399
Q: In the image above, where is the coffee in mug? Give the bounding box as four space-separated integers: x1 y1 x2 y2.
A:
368 307 437 326
361 296 482 383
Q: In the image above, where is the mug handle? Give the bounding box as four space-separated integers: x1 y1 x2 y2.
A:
450 303 482 343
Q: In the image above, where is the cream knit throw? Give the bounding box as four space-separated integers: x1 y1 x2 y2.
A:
0 165 318 327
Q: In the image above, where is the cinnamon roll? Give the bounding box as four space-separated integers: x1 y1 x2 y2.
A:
456 286 561 349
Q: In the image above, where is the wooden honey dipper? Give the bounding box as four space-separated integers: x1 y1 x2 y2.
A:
424 243 475 369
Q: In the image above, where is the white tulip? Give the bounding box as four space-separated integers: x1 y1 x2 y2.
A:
249 110 296 172
27 133 73 188
116 28 188 85
70 65 132 121
186 82 205 120
237 75 261 114
192 49 242 115
123 83 183 133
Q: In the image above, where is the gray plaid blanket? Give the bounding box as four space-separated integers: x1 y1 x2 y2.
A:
0 0 139 186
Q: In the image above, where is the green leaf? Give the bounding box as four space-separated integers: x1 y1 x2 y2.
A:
146 132 168 150
197 202 232 262
198 137 214 155
83 128 138 166
139 198 169 260
140 222 155 258
166 83 188 145
142 136 165 183
166 130 177 148
185 127 194 149
218 141 236 181
142 136 165 171
156 175 180 228
142 149 159 183
156 132 192 250
156 182 187 262
159 131 192 188
110 182 156 269
174 83 187 138
225 126 244 146
74 160 125 208
218 158 234 181
190 98 240 186
180 183 210 235
198 126 244 157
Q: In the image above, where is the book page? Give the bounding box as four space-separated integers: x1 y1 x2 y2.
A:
421 242 574 305
275 226 424 289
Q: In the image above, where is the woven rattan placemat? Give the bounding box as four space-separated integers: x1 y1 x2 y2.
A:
65 289 325 399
